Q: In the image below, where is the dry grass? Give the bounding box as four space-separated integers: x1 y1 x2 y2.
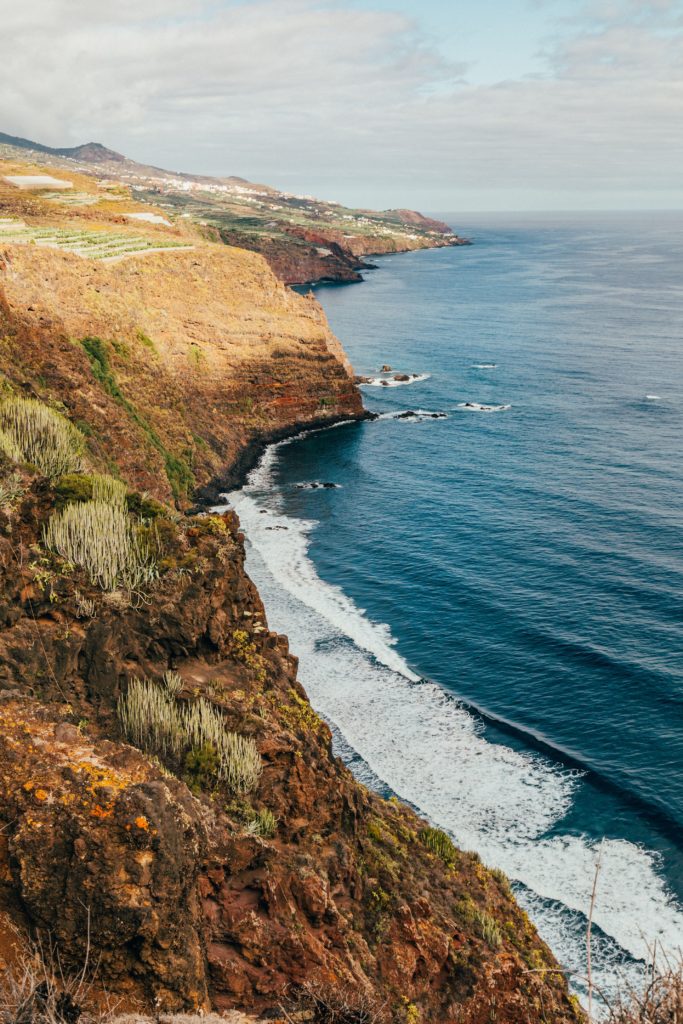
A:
0 931 113 1024
282 979 389 1024
605 950 682 1024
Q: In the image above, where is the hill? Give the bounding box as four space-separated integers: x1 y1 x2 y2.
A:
0 131 469 285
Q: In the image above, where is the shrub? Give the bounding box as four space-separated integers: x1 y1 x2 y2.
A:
184 742 221 793
91 472 127 507
55 473 95 505
0 398 83 477
606 949 682 1024
117 676 182 757
183 697 262 795
126 490 167 519
246 807 277 838
44 500 158 591
289 978 389 1024
118 678 262 796
475 910 502 949
0 472 25 509
418 826 458 867
0 938 104 1024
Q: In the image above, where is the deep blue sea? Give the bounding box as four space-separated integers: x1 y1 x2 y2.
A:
226 212 683 1000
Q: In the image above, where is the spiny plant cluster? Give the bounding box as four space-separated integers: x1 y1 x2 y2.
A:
44 499 157 592
0 397 83 478
418 826 458 868
117 676 262 796
91 472 127 507
474 909 503 949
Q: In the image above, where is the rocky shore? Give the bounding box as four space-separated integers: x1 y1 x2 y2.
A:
0 156 581 1023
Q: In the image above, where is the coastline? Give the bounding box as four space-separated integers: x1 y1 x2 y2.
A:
227 232 683 1008
194 408 373 506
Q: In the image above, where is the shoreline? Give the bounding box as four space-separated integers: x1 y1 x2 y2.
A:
224 422 683 849
194 408 373 506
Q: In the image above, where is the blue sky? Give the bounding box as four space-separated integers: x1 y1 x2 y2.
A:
2 0 682 211
347 0 571 84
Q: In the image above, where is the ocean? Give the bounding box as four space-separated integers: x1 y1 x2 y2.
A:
224 212 683 1001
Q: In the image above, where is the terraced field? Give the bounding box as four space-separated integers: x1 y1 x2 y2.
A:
0 217 192 260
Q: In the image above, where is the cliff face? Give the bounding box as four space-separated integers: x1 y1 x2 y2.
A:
218 221 469 288
0 160 581 1024
0 489 581 1024
0 220 362 505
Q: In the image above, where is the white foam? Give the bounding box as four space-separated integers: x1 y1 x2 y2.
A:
378 409 448 421
645 394 662 401
457 401 511 412
471 362 498 369
360 373 431 388
294 481 342 489
218 442 683 1000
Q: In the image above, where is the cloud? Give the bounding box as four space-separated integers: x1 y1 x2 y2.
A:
0 0 681 208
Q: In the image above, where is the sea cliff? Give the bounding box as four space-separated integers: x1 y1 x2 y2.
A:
0 157 581 1023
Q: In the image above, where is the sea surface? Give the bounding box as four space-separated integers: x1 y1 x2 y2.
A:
225 212 683 1002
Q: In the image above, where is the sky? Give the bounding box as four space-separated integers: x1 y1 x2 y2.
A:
1 0 682 211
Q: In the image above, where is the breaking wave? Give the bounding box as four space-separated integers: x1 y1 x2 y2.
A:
216 438 683 1007
457 401 511 412
360 373 431 387
378 409 448 421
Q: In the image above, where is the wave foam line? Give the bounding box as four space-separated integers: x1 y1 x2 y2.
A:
360 373 431 388
219 445 683 986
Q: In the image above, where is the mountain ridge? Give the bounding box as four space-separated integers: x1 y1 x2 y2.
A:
0 130 468 285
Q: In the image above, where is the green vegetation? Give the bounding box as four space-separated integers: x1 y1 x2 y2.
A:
55 473 96 506
117 677 262 796
0 397 83 477
79 336 194 499
0 219 189 260
231 628 267 683
184 743 221 793
246 807 277 838
135 329 156 352
418 826 458 868
490 866 512 892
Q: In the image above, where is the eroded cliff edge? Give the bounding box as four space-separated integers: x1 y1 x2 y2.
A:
0 176 581 1024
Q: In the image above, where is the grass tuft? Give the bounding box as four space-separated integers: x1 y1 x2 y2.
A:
474 909 502 949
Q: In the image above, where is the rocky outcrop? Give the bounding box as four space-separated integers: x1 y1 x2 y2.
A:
231 222 470 287
217 227 373 286
0 238 363 504
0 486 582 1023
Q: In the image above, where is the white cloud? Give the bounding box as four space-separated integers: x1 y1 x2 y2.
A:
0 0 681 209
